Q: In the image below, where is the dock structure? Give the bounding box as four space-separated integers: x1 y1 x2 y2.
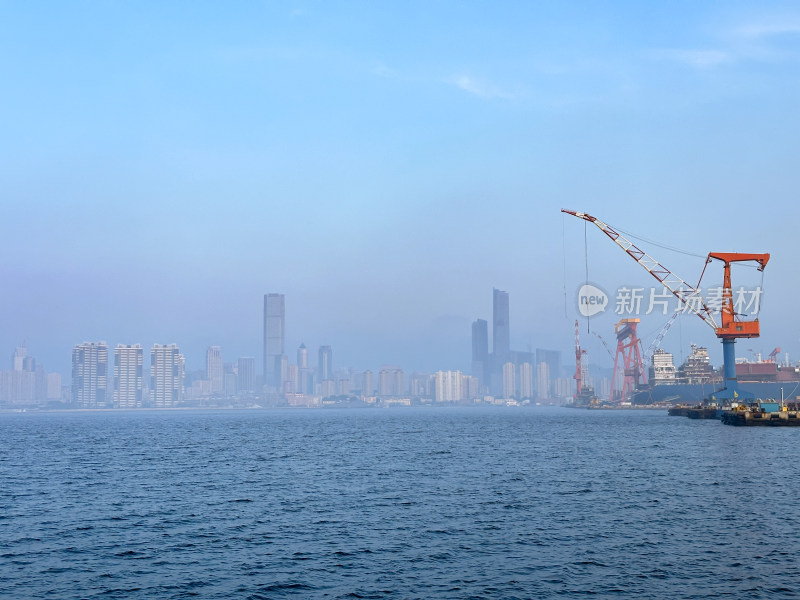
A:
668 405 720 419
722 410 800 426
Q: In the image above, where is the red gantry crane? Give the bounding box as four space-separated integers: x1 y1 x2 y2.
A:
562 209 769 402
573 320 594 404
611 318 647 403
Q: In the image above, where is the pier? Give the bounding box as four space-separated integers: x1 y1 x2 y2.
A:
721 410 800 426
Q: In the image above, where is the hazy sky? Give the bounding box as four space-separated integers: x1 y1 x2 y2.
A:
2 1 799 377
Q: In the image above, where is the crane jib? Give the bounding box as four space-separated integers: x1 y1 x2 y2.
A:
561 208 720 331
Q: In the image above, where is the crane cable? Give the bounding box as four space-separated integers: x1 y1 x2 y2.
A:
616 224 760 269
584 220 589 333
562 214 568 320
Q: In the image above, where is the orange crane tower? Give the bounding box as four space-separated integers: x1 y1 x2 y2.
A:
562 209 769 402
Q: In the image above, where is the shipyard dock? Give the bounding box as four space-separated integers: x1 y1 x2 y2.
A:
722 409 800 426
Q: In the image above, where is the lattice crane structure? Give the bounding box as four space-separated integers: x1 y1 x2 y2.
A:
573 320 593 404
562 209 769 402
611 318 647 403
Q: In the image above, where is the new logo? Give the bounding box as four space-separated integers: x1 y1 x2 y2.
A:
577 283 608 318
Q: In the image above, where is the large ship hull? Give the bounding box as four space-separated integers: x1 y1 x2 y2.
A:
632 382 800 405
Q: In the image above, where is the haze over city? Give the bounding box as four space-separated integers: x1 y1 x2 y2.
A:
2 1 799 379
7 4 800 599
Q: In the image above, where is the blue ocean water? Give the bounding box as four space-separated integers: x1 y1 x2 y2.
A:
2 407 800 599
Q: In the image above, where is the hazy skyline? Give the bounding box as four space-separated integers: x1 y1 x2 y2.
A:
2 1 799 377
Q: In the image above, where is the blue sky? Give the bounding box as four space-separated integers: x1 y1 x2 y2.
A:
2 1 799 376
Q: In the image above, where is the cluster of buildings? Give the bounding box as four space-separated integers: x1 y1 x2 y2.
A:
1 289 574 410
471 288 565 401
0 345 63 407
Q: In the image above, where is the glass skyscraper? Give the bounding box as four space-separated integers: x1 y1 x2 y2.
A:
493 288 510 361
263 293 285 389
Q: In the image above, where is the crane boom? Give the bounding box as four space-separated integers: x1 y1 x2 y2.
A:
563 208 771 402
643 309 680 365
561 209 718 330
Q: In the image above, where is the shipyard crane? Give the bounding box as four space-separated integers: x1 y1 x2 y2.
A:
611 318 647 403
768 347 781 363
562 209 769 401
573 320 594 404
591 331 615 360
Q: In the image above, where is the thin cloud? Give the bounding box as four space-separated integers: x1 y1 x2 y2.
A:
652 48 732 68
447 74 518 100
734 20 800 39
372 63 397 78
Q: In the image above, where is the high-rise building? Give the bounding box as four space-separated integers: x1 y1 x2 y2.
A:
535 349 560 396
297 343 308 369
12 346 26 371
206 346 223 394
336 377 351 396
321 378 336 398
493 288 510 361
465 375 481 401
318 345 333 381
502 361 516 399
151 344 184 408
409 372 433 398
285 364 299 394
0 369 35 407
434 370 463 403
263 293 285 389
1 345 45 407
237 357 256 394
46 373 62 401
114 344 143 408
362 370 374 398
223 364 237 397
536 362 551 400
519 362 534 399
72 342 109 408
378 367 404 397
471 319 489 384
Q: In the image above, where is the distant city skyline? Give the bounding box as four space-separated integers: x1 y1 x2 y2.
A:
0 287 594 408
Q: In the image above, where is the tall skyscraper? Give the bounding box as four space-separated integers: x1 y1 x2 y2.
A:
471 319 489 384
263 293 285 389
151 344 184 407
206 346 223 394
297 344 311 394
114 344 143 408
318 345 332 381
493 288 510 361
237 357 256 394
72 342 109 408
